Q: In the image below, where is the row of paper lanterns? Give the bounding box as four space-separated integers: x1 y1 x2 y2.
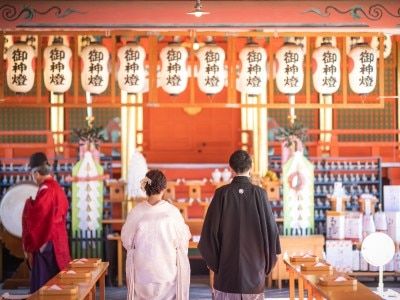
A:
4 35 391 96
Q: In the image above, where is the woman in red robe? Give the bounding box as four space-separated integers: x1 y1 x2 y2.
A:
22 152 71 293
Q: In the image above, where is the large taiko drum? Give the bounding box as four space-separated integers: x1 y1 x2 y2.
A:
0 183 38 237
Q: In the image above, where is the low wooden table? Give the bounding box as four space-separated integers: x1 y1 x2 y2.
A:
107 234 124 287
28 262 109 300
284 258 381 300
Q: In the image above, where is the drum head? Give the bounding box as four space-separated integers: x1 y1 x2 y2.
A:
0 183 38 237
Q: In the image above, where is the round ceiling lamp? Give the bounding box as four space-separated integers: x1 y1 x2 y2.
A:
187 0 210 17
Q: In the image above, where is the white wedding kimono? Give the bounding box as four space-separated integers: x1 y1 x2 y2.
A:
121 200 191 300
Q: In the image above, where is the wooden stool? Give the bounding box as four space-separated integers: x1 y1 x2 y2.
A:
262 180 280 201
184 180 206 201
164 181 177 202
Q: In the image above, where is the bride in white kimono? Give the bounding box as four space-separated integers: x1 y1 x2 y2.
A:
121 170 191 300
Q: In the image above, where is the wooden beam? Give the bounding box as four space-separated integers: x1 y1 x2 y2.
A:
342 36 348 105
73 36 79 104
189 31 195 104
397 40 400 144
3 30 382 39
148 35 158 103
36 36 43 104
378 33 384 106
305 36 311 104
0 101 385 109
110 34 116 104
0 34 4 100
268 38 274 104
227 36 236 103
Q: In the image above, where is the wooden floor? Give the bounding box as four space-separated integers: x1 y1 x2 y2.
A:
1 276 399 300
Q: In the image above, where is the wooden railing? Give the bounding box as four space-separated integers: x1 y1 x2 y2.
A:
0 129 399 162
269 129 400 161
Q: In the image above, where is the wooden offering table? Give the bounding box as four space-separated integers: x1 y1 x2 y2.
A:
270 235 325 288
28 262 109 300
284 258 380 300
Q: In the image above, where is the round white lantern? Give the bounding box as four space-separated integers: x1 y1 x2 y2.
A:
238 43 267 96
80 44 110 94
6 43 35 93
196 43 225 95
275 43 304 94
160 44 188 95
348 44 377 94
43 44 72 93
370 34 391 59
117 43 146 94
312 43 341 94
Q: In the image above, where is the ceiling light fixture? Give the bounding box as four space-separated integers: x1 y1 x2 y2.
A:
187 0 209 18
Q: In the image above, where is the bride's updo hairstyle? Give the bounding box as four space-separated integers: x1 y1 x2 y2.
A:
143 169 167 197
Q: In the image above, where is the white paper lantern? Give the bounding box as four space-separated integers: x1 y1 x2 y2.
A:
312 43 341 94
370 34 392 59
3 35 13 60
238 44 267 96
348 44 377 94
160 44 188 95
117 44 146 94
196 44 225 95
80 44 110 94
6 43 35 93
275 43 304 94
43 44 72 93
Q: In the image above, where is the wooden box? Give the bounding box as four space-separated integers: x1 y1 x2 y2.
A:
300 261 333 272
58 270 91 279
318 274 357 286
69 258 101 269
39 284 78 296
358 195 378 215
262 180 280 200
269 235 325 288
290 254 318 263
106 179 125 202
329 196 349 212
326 211 346 239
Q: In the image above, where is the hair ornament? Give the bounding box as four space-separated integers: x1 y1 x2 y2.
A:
140 176 152 191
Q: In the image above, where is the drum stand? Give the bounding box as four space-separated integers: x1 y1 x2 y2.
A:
0 226 29 289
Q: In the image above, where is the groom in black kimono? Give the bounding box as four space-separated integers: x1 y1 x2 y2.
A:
199 150 281 300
